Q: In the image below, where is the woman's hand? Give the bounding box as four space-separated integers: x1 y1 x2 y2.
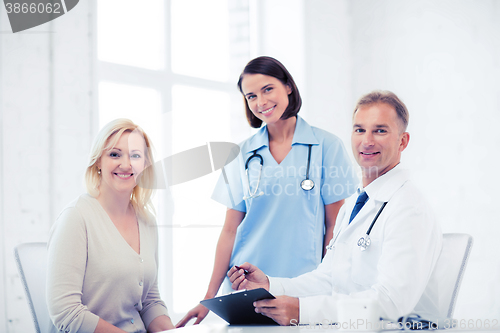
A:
175 303 209 328
227 262 269 291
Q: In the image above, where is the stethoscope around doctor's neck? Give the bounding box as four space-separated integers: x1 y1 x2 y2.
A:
327 200 389 252
243 144 315 200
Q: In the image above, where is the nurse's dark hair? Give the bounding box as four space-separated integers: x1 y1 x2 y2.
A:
353 90 409 132
237 56 302 128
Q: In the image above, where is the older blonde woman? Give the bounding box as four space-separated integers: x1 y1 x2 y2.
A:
47 119 174 333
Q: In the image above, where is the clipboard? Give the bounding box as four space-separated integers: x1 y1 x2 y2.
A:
200 288 279 325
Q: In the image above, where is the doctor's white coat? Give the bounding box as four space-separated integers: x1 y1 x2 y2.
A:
269 165 442 324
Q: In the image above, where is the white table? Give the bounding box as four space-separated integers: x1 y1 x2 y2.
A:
170 324 500 333
173 324 313 333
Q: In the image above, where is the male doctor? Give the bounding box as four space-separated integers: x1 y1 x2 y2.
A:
228 90 442 325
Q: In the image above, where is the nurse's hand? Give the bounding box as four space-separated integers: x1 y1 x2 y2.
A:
228 262 269 291
175 303 209 328
254 296 299 326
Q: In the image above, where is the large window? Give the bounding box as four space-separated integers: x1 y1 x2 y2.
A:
96 0 252 320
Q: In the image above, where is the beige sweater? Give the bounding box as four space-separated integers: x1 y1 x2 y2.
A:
46 194 169 333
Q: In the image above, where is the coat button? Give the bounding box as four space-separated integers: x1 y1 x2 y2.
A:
139 281 143 286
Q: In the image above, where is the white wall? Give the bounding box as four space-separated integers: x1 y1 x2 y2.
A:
350 0 500 319
304 0 353 150
307 0 500 320
0 2 94 331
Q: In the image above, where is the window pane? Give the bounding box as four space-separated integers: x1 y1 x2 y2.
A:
171 0 230 82
98 0 165 70
98 82 163 149
171 85 231 312
171 85 232 151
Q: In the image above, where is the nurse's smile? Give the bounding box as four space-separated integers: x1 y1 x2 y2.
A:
259 105 276 115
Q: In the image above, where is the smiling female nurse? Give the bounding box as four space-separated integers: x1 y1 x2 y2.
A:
177 56 358 327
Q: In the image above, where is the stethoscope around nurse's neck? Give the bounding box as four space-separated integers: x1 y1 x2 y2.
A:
243 150 264 200
242 144 315 200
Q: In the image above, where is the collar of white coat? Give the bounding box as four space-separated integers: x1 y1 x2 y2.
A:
243 115 320 154
360 163 411 203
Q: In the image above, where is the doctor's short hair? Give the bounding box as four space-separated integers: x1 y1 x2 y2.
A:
353 90 409 132
237 56 302 128
84 118 156 222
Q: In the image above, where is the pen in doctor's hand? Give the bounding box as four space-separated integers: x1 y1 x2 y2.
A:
234 265 249 275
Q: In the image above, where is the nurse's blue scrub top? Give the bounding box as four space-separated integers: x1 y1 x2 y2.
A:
212 116 358 293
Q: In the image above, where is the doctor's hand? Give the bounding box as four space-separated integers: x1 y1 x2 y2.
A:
175 303 209 328
227 262 269 291
254 296 299 326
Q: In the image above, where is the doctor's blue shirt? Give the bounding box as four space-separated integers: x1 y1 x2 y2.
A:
212 116 358 293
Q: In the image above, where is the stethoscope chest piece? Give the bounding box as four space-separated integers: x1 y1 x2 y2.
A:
356 201 388 252
357 235 371 251
300 179 315 191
